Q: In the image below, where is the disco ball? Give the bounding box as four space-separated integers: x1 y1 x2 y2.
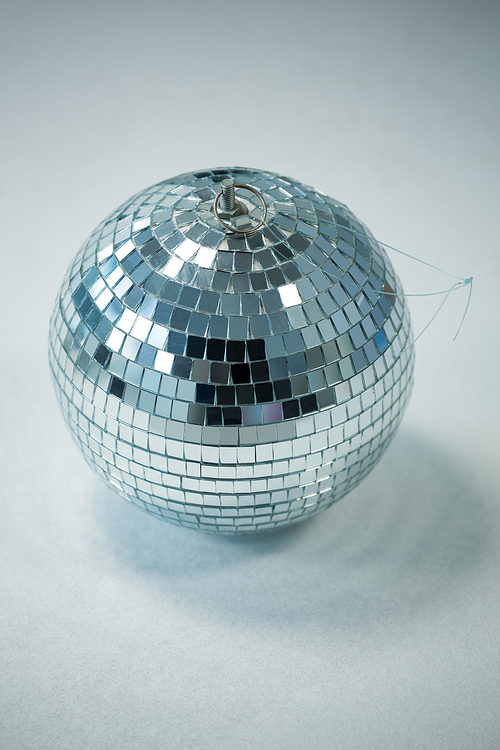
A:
48 167 414 534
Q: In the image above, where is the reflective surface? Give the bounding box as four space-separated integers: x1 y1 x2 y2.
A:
48 167 414 533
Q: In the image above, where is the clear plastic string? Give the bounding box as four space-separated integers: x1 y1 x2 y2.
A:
351 230 473 344
452 276 473 341
355 230 469 282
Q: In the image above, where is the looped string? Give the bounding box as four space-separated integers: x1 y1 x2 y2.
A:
354 231 473 343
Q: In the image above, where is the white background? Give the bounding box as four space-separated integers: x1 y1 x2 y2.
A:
1 1 499 748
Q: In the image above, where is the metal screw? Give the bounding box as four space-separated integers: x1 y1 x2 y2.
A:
213 182 268 234
220 178 236 212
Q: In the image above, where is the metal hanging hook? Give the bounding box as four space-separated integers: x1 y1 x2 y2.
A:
213 177 268 234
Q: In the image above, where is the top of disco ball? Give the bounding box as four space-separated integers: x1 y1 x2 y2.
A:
67 165 404 433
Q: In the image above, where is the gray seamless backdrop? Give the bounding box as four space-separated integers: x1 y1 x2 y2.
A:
1 1 499 748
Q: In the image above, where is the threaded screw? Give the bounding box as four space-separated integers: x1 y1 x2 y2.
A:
220 177 236 212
